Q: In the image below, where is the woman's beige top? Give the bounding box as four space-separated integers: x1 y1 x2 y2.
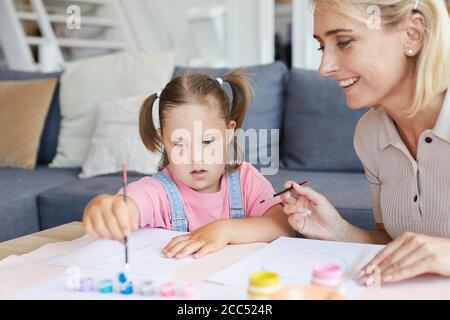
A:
354 88 450 239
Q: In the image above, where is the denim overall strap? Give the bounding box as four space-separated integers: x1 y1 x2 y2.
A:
153 172 189 232
226 170 245 219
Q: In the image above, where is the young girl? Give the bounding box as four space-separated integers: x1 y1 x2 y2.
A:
82 70 294 259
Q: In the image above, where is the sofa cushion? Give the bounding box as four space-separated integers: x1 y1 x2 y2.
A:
80 94 160 179
0 78 57 169
0 166 78 241
38 174 144 230
173 62 288 171
51 51 176 168
0 70 62 164
265 169 375 230
282 68 366 172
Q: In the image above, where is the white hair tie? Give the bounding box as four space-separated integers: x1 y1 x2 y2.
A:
414 0 420 10
153 91 162 129
216 77 224 86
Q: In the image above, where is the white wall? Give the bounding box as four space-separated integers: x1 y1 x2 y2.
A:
292 0 321 70
121 0 274 67
120 0 222 66
133 0 321 69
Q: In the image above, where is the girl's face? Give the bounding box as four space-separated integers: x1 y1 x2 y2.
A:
161 104 236 194
313 9 414 109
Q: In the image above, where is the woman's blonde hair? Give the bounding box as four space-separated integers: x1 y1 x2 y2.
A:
310 0 450 116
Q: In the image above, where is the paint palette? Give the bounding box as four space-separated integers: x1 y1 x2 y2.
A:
69 271 198 299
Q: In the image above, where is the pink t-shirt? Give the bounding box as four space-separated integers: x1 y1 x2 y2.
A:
118 162 281 231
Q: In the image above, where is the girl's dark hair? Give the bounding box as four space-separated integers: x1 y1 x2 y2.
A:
139 69 251 172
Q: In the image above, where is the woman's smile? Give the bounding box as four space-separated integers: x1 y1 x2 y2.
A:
337 76 361 89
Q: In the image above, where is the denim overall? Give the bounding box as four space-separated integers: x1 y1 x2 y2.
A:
153 170 245 232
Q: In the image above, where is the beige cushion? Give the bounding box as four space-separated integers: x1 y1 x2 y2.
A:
0 78 57 169
50 51 175 168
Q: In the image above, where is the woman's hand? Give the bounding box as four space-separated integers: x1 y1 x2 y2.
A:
359 233 450 285
280 181 349 241
163 220 231 259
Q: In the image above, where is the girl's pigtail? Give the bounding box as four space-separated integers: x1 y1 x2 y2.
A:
222 69 251 128
139 93 162 153
221 70 251 171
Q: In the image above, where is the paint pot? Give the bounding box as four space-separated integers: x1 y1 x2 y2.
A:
118 272 127 284
160 282 177 298
79 278 94 293
118 272 133 295
120 281 133 295
181 283 198 299
140 280 155 296
311 263 344 289
247 271 281 300
99 279 114 294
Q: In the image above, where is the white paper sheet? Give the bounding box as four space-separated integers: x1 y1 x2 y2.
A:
9 269 247 300
47 228 193 277
208 237 384 297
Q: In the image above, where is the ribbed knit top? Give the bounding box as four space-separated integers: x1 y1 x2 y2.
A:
354 88 450 239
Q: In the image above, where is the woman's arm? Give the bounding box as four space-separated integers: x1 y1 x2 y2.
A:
280 182 392 245
339 222 392 245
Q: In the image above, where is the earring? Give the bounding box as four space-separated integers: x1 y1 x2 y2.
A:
407 49 414 56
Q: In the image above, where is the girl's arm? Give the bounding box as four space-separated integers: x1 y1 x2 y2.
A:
228 205 296 244
163 205 295 259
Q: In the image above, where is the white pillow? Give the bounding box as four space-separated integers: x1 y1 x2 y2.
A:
79 95 161 179
50 51 175 168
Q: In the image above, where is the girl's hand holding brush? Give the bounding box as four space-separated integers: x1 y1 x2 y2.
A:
82 194 140 243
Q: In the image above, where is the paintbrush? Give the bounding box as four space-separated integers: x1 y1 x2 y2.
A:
259 180 309 204
122 164 129 270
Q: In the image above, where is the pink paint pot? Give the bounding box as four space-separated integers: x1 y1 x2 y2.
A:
160 282 177 298
311 263 344 288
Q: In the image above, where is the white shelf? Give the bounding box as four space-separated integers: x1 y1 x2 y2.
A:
27 36 126 49
17 11 118 27
26 36 46 46
56 0 108 4
57 38 126 49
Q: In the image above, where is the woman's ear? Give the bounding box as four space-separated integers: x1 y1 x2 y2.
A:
404 12 425 57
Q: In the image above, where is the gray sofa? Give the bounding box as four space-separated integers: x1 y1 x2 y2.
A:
0 62 374 242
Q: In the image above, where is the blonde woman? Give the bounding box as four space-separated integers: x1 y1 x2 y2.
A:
282 0 450 285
